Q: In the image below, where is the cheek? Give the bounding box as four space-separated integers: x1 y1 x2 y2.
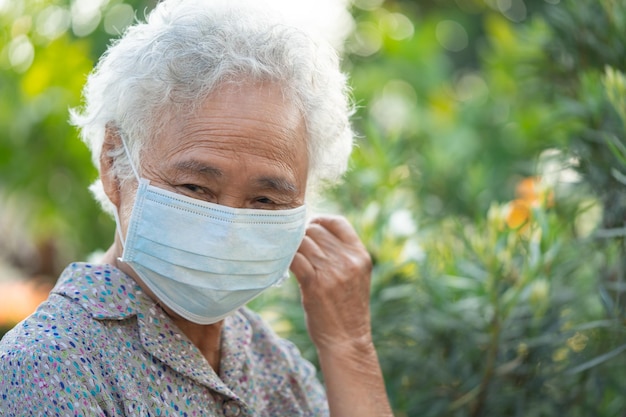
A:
117 181 138 231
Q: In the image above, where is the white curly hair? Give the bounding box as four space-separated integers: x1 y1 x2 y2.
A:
71 0 355 215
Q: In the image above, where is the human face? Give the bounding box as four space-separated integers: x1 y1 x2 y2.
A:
128 81 309 213
102 81 308 331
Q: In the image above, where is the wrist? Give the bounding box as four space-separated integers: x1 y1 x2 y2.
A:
316 334 375 357
316 336 381 379
317 337 394 417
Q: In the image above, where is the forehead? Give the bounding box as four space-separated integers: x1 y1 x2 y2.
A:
147 80 309 188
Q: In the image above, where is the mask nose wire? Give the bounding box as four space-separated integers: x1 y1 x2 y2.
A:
114 136 141 257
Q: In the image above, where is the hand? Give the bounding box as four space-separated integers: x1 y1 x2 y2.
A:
290 215 373 352
291 216 393 417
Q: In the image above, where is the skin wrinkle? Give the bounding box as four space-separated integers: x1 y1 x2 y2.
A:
139 81 306 209
171 159 299 203
173 160 224 178
147 142 303 208
174 159 298 195
130 82 305 205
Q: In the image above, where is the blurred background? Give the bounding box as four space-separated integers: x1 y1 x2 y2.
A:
1 0 626 415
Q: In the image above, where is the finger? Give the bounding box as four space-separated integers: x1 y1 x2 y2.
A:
304 221 361 260
292 234 327 284
297 232 327 259
304 223 341 250
290 252 313 284
302 224 357 270
309 215 361 245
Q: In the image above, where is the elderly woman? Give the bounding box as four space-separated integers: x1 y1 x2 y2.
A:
0 1 393 416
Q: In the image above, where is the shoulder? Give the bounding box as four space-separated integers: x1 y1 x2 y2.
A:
1 283 114 355
1 291 102 356
0 262 147 416
0 295 113 415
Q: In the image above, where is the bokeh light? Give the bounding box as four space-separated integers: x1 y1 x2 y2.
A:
436 19 468 52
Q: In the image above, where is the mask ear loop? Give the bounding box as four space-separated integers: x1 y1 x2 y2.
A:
114 136 141 257
120 136 140 181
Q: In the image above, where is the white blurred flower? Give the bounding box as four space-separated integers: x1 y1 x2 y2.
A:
538 148 581 186
388 209 417 237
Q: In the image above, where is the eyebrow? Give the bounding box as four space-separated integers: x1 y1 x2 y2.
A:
173 160 298 194
253 177 298 194
174 160 223 178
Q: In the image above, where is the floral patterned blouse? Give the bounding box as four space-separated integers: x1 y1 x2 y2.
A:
0 263 328 416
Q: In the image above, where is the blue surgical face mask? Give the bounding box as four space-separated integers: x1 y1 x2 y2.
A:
114 139 307 324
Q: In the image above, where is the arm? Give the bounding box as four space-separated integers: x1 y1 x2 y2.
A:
291 215 394 417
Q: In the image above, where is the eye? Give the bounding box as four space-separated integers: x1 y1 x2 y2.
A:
179 184 215 198
255 196 275 205
183 184 204 193
178 184 217 202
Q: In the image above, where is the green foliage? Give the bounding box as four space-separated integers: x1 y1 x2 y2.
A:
0 0 152 274
370 207 626 416
2 0 626 416
320 0 626 415
539 0 626 229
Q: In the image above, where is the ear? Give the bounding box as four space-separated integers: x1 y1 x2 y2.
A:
100 125 122 209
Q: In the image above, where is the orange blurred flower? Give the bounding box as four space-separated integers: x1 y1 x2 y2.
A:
505 177 554 231
0 280 52 327
515 176 554 208
506 199 531 230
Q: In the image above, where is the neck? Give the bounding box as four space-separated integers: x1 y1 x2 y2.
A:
170 317 224 373
100 240 224 373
